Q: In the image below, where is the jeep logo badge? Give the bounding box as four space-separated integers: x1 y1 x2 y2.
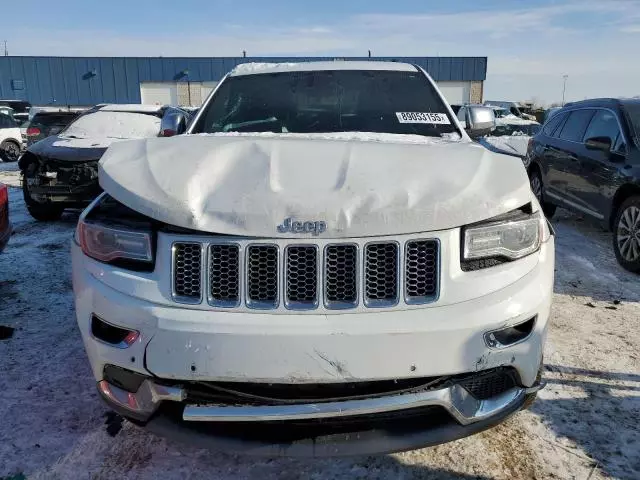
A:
277 217 327 236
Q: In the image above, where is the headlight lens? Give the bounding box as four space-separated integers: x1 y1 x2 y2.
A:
78 221 152 263
464 211 542 261
75 193 154 267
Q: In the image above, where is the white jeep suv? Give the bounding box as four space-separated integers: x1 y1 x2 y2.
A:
72 61 554 456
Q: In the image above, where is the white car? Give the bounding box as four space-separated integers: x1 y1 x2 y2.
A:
0 112 23 162
72 61 554 456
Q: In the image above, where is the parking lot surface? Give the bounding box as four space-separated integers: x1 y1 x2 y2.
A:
1 163 638 479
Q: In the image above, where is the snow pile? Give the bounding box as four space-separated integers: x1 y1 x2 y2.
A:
61 111 160 141
230 62 302 75
496 116 539 126
197 131 462 144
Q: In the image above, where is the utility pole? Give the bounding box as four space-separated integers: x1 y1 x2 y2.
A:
561 75 568 106
3 41 7 56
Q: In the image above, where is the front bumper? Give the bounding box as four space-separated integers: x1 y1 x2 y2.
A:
97 370 543 456
72 232 554 454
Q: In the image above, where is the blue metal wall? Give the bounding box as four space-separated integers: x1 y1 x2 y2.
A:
0 56 487 106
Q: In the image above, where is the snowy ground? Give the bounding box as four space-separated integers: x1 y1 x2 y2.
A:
1 166 639 480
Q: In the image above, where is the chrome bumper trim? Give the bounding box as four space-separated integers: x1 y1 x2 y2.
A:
183 385 524 425
99 378 539 426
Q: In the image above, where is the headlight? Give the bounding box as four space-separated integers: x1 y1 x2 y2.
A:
463 210 543 261
75 193 155 269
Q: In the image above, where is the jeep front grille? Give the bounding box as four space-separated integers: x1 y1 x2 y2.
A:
209 244 240 307
171 238 439 311
405 240 439 304
285 246 318 308
324 244 358 308
172 242 202 302
364 243 399 307
246 245 279 309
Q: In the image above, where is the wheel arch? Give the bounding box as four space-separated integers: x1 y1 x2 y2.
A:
609 183 640 230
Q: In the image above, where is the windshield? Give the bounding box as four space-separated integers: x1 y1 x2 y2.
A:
623 103 640 144
62 111 161 139
193 70 459 138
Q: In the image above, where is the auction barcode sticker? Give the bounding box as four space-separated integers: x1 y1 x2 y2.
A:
396 112 451 124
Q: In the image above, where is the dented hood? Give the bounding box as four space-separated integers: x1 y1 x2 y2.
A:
98 133 533 237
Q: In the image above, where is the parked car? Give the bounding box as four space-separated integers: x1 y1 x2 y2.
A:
25 111 81 146
455 104 541 160
0 183 10 252
19 104 191 221
0 100 31 123
484 101 537 121
0 112 23 162
73 61 554 455
527 98 640 272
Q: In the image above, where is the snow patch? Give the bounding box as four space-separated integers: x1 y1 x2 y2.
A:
62 111 160 141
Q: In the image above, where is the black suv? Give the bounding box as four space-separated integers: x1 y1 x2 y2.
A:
527 98 640 272
25 111 81 146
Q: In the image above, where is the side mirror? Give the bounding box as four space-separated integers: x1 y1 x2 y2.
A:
585 136 612 152
464 106 496 139
160 112 187 137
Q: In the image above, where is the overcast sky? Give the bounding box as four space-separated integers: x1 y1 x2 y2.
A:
4 0 640 105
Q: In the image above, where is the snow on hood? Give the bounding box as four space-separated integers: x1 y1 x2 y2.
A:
99 133 533 237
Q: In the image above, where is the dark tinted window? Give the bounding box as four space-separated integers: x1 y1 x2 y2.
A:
583 110 620 142
194 70 459 138
0 114 16 128
542 112 566 136
622 102 640 145
0 101 30 113
558 110 595 142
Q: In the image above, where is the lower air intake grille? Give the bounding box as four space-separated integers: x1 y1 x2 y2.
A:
405 240 439 303
246 245 278 308
285 246 318 308
364 242 399 307
173 243 202 300
324 244 358 308
459 368 518 400
209 244 240 307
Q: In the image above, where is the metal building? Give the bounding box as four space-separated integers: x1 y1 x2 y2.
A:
0 56 487 107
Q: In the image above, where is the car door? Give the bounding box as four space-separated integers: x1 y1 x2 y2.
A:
544 109 595 209
569 109 627 219
538 111 568 198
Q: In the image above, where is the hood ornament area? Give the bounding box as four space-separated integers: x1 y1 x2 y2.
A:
277 218 327 236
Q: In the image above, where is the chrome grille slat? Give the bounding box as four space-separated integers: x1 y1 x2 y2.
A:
324 244 358 309
172 242 202 302
171 238 439 311
405 240 439 304
246 245 279 309
209 244 240 307
364 242 399 307
285 245 318 309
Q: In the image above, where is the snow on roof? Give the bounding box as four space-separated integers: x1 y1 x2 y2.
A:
98 104 164 113
229 61 417 76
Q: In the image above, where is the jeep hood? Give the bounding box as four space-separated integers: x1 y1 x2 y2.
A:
99 133 533 238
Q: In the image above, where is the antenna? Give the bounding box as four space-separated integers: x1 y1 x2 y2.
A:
242 50 247 58
368 50 371 58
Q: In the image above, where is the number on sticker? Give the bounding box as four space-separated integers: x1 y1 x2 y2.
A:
396 112 451 125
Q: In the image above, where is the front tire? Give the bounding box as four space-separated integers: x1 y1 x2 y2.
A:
529 168 556 219
613 196 640 273
22 174 64 221
1 140 21 162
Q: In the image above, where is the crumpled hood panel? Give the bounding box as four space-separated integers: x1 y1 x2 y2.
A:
99 134 533 237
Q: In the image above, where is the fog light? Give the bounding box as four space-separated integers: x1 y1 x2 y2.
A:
91 315 139 348
484 316 536 348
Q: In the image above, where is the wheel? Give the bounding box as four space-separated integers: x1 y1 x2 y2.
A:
22 173 64 221
1 140 21 162
613 196 640 273
529 168 556 219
